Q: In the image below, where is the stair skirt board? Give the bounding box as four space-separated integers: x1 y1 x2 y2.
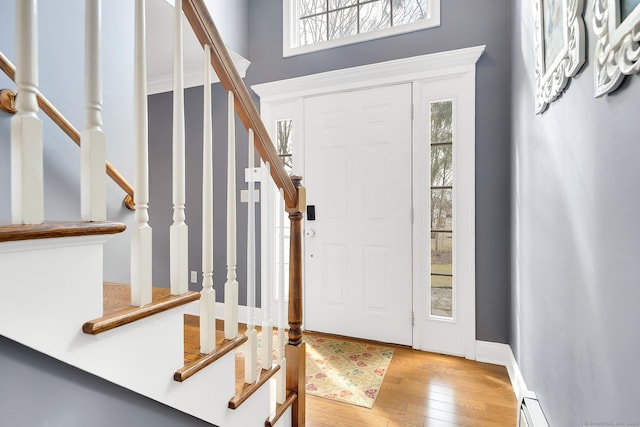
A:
0 237 275 426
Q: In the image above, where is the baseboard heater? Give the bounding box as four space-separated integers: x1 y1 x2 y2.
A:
517 392 550 427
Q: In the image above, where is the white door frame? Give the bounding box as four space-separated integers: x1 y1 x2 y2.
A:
252 45 484 358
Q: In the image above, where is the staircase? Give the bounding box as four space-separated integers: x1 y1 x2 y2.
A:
0 1 305 426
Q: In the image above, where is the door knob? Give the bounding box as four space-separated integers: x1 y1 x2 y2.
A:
306 229 316 238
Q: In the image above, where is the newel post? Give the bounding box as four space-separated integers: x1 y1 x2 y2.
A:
286 175 306 427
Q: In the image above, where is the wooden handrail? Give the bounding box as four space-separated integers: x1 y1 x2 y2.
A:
182 0 298 210
0 51 135 210
180 4 305 425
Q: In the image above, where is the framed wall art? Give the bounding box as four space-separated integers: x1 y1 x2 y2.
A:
593 0 640 96
533 0 586 113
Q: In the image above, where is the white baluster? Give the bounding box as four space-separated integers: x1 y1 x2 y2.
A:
200 44 216 354
261 161 274 369
276 187 287 404
245 128 258 383
81 0 106 222
11 0 43 225
170 0 188 296
131 0 153 307
225 90 239 339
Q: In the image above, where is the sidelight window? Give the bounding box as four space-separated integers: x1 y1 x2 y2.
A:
429 100 453 318
274 119 293 300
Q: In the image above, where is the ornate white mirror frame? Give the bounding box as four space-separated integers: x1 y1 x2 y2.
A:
533 0 586 113
593 0 640 96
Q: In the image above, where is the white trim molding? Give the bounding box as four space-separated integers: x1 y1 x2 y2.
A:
593 0 640 96
533 0 586 113
253 46 485 360
475 341 528 402
148 48 250 95
183 301 273 328
253 46 485 102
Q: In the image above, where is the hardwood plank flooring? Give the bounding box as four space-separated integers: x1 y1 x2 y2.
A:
203 322 516 426
304 333 517 427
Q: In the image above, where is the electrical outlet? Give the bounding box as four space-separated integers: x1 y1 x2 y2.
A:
190 271 198 283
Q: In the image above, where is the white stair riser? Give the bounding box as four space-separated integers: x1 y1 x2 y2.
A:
0 236 271 426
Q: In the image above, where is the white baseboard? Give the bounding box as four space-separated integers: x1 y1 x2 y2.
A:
476 340 528 401
183 301 269 326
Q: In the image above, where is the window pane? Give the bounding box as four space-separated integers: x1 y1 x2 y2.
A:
621 0 640 22
429 99 453 319
392 0 427 25
274 118 294 301
299 0 327 17
430 239 452 275
329 0 357 10
359 0 391 33
275 221 291 300
430 145 452 187
276 119 294 172
300 15 328 46
328 7 358 40
430 100 452 144
296 0 434 48
431 275 452 317
430 188 452 231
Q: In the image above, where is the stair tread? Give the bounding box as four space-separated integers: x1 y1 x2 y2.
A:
82 283 199 335
265 392 297 427
229 364 280 410
229 325 281 409
175 314 248 382
179 314 279 409
0 221 125 243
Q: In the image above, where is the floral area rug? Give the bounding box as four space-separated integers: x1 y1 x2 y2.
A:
304 334 394 408
238 331 395 408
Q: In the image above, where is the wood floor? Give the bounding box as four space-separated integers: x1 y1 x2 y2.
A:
304 334 517 427
215 321 516 426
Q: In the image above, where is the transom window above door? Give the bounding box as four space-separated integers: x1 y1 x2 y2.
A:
283 0 440 56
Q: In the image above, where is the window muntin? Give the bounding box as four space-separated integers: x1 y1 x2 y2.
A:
429 100 453 318
285 0 439 56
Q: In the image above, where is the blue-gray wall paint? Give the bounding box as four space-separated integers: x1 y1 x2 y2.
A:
246 0 513 343
511 1 640 425
147 85 260 305
208 0 249 58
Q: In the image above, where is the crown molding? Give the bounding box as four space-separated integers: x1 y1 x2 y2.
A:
252 45 485 102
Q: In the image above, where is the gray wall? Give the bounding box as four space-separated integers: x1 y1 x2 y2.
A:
246 0 513 343
0 336 217 427
511 1 640 425
147 85 260 305
207 0 249 57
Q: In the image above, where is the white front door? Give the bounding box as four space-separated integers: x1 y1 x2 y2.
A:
304 83 413 346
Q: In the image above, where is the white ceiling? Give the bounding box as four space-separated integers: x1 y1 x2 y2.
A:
145 0 250 95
